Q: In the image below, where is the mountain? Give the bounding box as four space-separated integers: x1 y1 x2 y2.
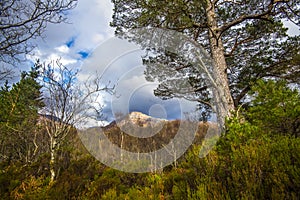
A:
128 111 166 124
86 112 217 153
114 111 166 127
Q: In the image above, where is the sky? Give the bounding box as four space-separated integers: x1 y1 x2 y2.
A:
27 0 114 67
23 0 199 125
19 0 300 126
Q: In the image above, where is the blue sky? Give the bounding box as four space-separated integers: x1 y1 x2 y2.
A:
22 0 300 126
27 0 114 66
76 36 200 125
21 0 199 125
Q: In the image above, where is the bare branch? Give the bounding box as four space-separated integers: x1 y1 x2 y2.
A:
0 66 15 82
39 59 114 182
218 1 282 35
225 36 254 57
0 0 77 64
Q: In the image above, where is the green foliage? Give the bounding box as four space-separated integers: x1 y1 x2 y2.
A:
173 117 300 199
0 77 299 199
0 64 44 163
10 176 50 200
0 66 43 123
1 122 299 199
247 80 300 137
111 0 300 108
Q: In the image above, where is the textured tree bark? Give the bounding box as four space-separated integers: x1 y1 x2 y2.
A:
49 148 56 184
206 1 235 127
120 132 124 163
49 136 58 184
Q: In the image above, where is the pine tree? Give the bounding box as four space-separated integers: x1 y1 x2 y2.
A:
247 80 300 137
111 0 300 125
0 64 44 163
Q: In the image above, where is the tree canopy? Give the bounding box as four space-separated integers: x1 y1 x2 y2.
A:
111 0 300 123
0 65 44 163
247 80 300 137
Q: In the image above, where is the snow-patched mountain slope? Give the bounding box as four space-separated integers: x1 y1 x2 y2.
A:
115 111 166 127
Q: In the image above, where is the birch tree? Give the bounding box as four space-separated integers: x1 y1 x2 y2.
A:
0 0 77 64
39 60 113 183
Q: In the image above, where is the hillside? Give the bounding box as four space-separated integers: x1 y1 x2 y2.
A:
83 111 216 153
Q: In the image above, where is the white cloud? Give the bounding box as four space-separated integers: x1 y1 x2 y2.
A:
93 33 106 44
75 34 202 124
55 45 70 54
283 20 300 36
27 48 77 67
21 0 200 125
27 0 115 69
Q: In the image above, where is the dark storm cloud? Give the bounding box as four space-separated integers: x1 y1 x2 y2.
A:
78 36 199 125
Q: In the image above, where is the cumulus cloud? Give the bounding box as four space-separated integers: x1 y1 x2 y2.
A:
27 0 114 68
79 41 198 123
55 45 70 54
22 0 200 125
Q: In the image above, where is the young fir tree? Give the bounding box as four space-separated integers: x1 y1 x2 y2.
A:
0 65 44 163
247 80 300 137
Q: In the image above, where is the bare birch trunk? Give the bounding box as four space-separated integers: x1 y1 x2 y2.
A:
49 148 56 183
120 132 124 163
49 136 58 184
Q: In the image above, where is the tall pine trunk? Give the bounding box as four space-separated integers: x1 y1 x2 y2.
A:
206 1 235 127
